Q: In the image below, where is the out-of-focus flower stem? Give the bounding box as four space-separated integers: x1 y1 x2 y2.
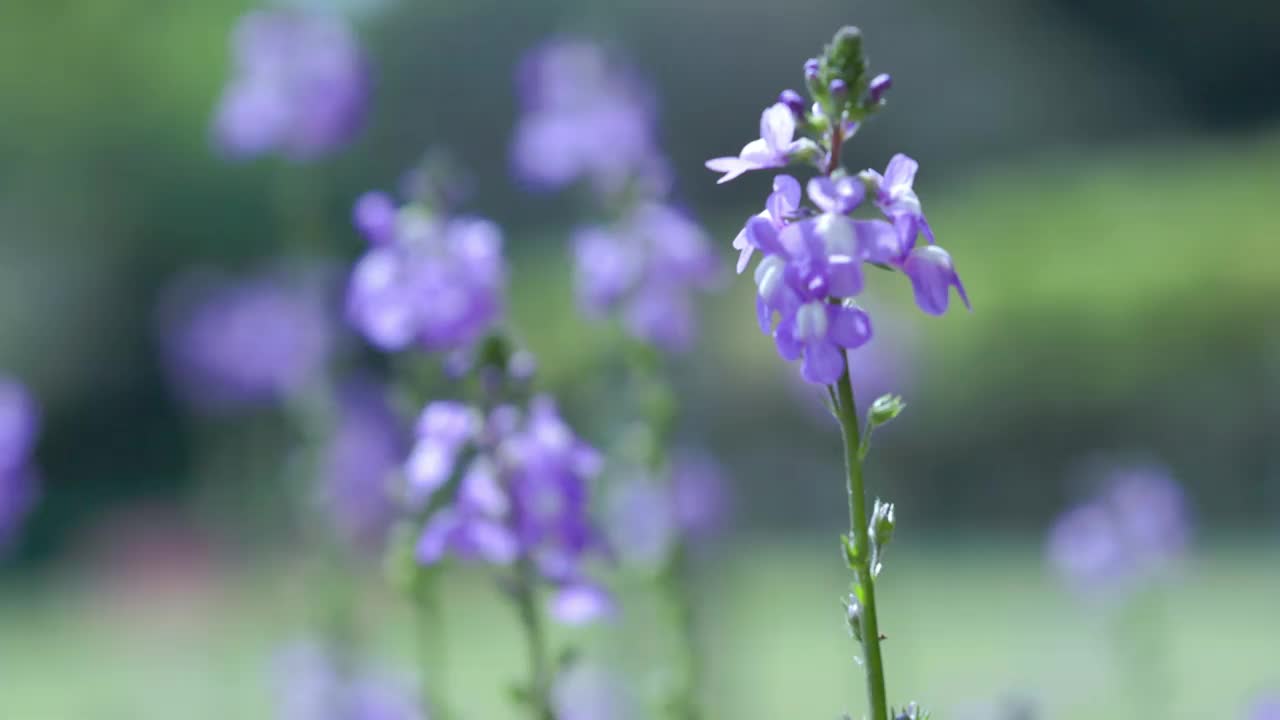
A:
834 357 889 720
412 569 450 720
512 558 557 720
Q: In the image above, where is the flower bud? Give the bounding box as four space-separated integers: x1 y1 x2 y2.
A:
804 57 823 98
868 73 892 104
829 78 848 104
870 498 896 549
868 394 906 427
845 594 863 642
777 88 806 117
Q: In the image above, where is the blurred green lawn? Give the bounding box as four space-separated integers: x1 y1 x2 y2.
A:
2 539 1277 720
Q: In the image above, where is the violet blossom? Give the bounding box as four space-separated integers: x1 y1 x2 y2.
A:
512 38 664 196
213 10 369 160
346 192 505 354
0 379 39 549
159 270 334 412
409 395 612 625
573 203 720 352
1047 464 1191 595
604 450 730 569
706 103 819 184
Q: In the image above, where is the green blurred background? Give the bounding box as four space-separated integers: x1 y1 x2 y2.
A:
1 0 1278 717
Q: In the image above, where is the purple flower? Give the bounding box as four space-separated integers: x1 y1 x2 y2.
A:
604 450 730 570
213 10 369 161
346 196 505 353
0 379 39 476
573 203 720 352
275 642 424 720
864 154 934 249
1047 463 1191 595
512 38 664 196
321 380 406 550
706 103 816 184
411 395 611 624
902 246 970 316
746 216 873 384
159 269 334 412
729 174 801 274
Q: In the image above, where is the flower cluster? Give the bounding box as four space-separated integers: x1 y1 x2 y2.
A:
213 10 369 160
159 269 334 412
276 641 423 720
321 380 407 551
0 378 40 549
512 38 665 195
1047 464 1191 594
573 203 720 352
407 395 611 625
604 450 729 569
346 190 505 354
514 38 722 351
708 28 968 384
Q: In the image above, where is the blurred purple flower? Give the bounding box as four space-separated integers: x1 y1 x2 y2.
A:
275 642 424 720
605 450 731 569
346 197 505 353
573 203 720 352
1047 463 1191 595
159 270 334 413
411 395 612 624
213 10 369 161
321 380 407 550
512 38 665 196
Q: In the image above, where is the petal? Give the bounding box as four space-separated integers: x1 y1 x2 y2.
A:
463 519 520 565
894 214 921 254
774 317 801 361
828 303 873 348
883 153 918 191
759 103 796 153
744 215 784 255
352 191 397 245
826 255 864 297
807 176 839 213
903 245 969 316
801 341 845 385
755 294 773 334
415 510 459 565
855 220 903 264
772 174 802 210
404 439 456 504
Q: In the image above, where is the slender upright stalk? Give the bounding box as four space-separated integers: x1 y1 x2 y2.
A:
412 570 450 720
659 543 701 720
512 559 557 720
833 360 889 720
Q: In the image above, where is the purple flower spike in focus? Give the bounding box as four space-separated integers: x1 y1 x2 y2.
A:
706 103 817 184
346 191 506 354
0 378 39 549
159 269 334 413
213 10 369 161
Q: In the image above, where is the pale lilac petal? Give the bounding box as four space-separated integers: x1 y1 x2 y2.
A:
903 245 970 316
705 156 755 184
855 220 902 264
744 216 785 255
807 177 840 213
825 255 864 297
352 192 397 245
883 153 918 191
415 510 459 565
774 318 801 361
755 295 772 333
772 174 802 211
759 103 796 153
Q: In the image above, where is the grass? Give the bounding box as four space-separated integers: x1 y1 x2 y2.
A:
2 539 1277 719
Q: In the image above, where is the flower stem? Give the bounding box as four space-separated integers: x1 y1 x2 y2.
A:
512 559 557 720
834 360 890 720
412 570 450 720
659 544 702 720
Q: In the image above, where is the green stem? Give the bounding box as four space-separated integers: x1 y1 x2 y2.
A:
834 361 890 720
659 544 701 720
513 560 556 720
413 570 450 720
